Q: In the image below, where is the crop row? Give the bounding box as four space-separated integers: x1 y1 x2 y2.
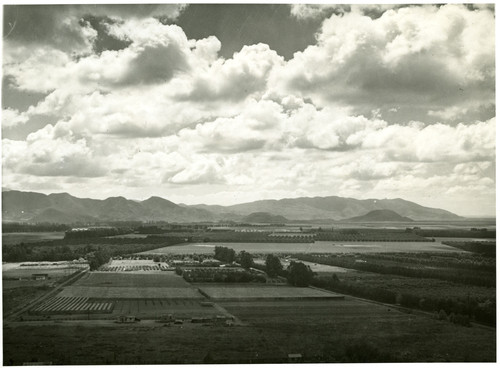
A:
31 297 114 314
99 265 169 272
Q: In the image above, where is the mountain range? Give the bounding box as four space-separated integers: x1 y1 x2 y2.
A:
1 189 461 224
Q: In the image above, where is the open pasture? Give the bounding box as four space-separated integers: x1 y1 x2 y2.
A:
140 240 462 255
58 286 203 299
198 285 342 300
74 271 191 288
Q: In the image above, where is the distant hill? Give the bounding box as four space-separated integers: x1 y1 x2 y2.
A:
196 196 461 221
242 212 289 224
2 190 216 224
342 209 414 222
2 190 462 224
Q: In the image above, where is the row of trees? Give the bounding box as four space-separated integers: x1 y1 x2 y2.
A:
2 237 186 263
87 248 111 270
312 274 495 327
361 252 496 272
263 254 314 286
297 254 495 287
3 222 70 233
212 248 316 287
442 241 496 257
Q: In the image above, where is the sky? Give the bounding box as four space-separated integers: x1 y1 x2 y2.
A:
1 3 496 217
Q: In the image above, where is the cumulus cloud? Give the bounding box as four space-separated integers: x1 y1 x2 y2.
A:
289 4 348 19
177 43 284 102
166 156 226 185
3 124 106 177
3 5 186 52
273 4 495 120
1 4 495 216
2 108 29 128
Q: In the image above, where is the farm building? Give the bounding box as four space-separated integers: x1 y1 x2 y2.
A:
116 315 139 323
32 274 49 280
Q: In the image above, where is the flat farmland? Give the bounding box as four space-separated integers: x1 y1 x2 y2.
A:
58 286 203 299
5 297 495 364
140 240 462 255
198 285 342 300
74 272 190 288
111 299 218 318
335 270 496 301
220 298 496 362
3 267 82 280
2 232 65 245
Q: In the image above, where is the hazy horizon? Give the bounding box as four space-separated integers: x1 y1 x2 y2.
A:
2 4 495 218
3 186 496 218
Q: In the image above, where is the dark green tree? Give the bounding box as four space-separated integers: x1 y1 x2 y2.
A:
287 261 314 287
265 254 283 277
238 251 254 269
214 246 236 263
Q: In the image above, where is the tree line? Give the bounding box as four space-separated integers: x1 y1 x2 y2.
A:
2 237 187 263
297 254 495 287
312 274 495 327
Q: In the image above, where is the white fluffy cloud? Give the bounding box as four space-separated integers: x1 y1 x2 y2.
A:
3 124 105 178
2 5 495 216
2 108 29 128
273 4 495 120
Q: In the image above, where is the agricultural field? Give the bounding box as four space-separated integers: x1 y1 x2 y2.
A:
2 232 65 245
198 285 343 300
3 283 54 318
220 297 496 362
58 286 203 299
30 297 113 315
3 267 83 280
99 259 171 272
140 240 461 255
73 271 190 288
110 299 219 319
4 296 495 364
331 271 495 302
3 261 89 281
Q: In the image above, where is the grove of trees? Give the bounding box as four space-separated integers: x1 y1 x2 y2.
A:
286 261 315 287
238 251 254 269
214 246 236 263
265 254 283 277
